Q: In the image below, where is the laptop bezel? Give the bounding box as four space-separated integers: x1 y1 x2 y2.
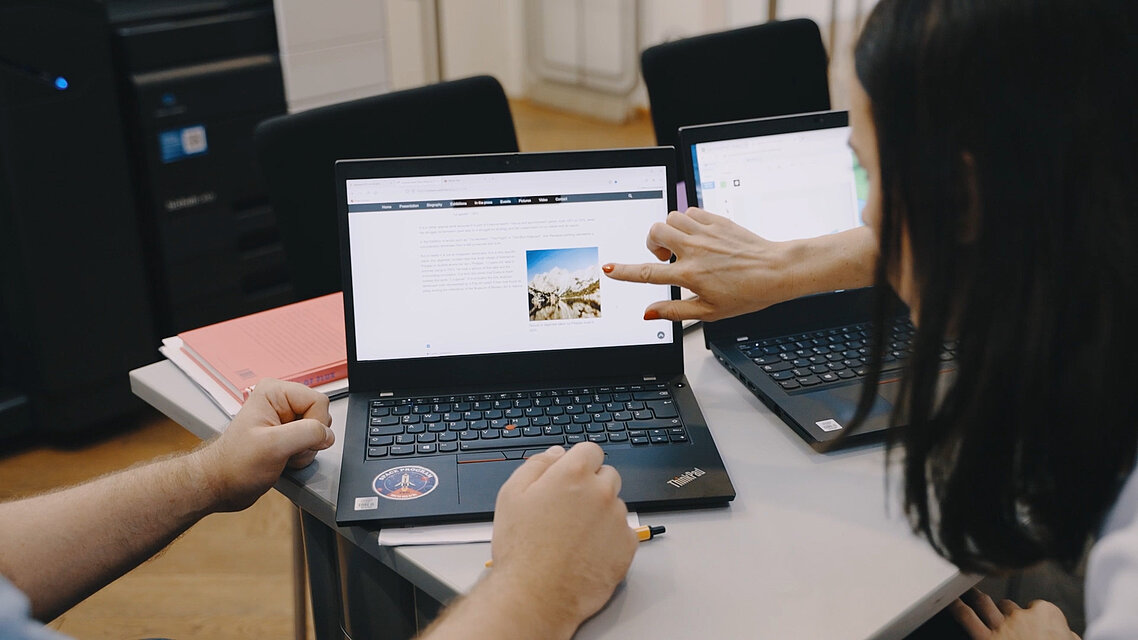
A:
335 148 682 393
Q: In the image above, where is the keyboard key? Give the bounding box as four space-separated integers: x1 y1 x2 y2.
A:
460 435 565 451
670 433 689 443
609 432 629 442
371 416 400 427
587 433 608 443
395 434 415 445
417 444 437 455
416 433 436 443
650 435 669 444
390 445 415 456
566 434 586 444
762 361 793 373
779 380 801 390
632 390 669 401
796 376 822 387
646 400 678 418
370 425 404 437
438 442 458 453
367 446 388 458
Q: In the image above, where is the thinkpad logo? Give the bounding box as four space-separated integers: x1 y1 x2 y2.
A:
667 467 706 488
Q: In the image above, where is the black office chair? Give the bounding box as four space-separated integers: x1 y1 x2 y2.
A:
640 19 831 162
254 75 519 300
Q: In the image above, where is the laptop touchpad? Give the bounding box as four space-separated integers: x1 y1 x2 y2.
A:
457 457 525 504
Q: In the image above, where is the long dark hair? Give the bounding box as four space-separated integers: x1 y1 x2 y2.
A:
851 0 1138 573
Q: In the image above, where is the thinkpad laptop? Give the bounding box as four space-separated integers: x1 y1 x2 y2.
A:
680 111 954 450
335 148 735 526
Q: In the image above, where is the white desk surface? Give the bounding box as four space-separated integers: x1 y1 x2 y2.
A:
130 326 975 639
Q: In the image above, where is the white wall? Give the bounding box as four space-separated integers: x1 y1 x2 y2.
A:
274 0 875 114
273 0 391 112
437 0 526 95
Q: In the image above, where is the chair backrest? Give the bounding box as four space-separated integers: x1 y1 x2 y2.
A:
254 75 519 300
641 19 831 160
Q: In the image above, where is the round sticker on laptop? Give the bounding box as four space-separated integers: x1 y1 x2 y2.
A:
373 465 439 501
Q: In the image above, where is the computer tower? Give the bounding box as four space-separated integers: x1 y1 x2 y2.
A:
0 0 292 437
109 0 294 335
0 0 156 436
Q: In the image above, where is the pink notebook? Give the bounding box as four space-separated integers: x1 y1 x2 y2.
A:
178 293 347 402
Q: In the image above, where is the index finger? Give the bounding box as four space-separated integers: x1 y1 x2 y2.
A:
498 445 566 498
540 441 606 482
261 379 332 427
602 260 682 286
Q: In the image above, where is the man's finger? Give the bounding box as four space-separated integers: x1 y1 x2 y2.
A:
287 449 319 469
273 418 335 458
603 261 680 285
261 379 332 426
948 598 992 639
499 446 565 498
543 441 606 481
595 464 622 497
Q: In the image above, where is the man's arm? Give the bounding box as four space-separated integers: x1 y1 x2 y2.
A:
419 443 638 640
0 379 334 621
603 207 878 322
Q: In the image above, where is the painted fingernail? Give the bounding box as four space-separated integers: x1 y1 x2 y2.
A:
602 263 614 273
644 309 661 321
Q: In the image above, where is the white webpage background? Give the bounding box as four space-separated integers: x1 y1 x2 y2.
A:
695 127 861 242
347 168 672 361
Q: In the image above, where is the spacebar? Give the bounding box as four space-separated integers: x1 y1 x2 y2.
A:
459 436 566 451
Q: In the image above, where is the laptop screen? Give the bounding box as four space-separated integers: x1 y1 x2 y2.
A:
690 124 867 242
345 165 674 362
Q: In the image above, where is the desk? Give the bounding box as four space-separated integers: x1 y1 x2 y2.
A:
130 326 975 639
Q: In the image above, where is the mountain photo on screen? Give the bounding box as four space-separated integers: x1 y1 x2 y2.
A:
526 247 601 322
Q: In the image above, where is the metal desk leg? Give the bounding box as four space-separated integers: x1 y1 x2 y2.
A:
293 508 309 640
300 511 345 640
335 534 416 640
299 510 418 640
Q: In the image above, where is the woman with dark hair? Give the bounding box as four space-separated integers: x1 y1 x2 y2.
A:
606 0 1137 637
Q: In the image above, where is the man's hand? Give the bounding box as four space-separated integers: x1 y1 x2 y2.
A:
602 208 877 322
950 588 1081 639
193 378 334 512
419 442 637 640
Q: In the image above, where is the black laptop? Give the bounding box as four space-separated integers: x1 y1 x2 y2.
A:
679 111 955 450
334 148 735 526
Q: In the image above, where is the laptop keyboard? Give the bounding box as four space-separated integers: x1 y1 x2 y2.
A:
737 319 956 391
365 383 689 461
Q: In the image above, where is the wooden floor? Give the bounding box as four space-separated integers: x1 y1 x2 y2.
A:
0 99 653 640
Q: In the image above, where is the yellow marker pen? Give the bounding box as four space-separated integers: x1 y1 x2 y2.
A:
484 525 666 568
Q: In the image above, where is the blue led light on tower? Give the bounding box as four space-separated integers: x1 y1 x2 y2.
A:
54 76 69 90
